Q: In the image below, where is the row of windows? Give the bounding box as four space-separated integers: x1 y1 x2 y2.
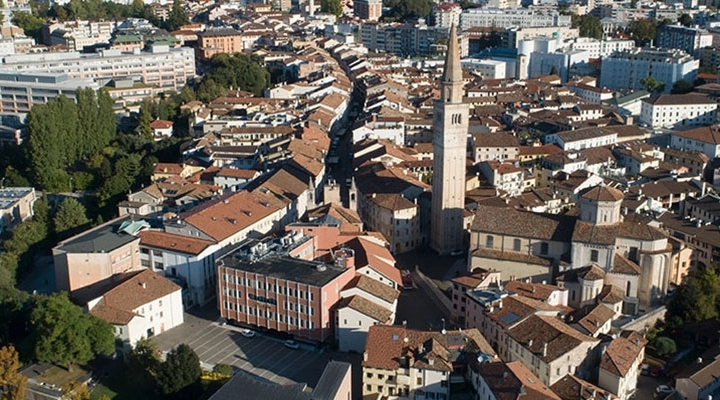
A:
485 236 549 254
222 302 315 328
222 275 315 300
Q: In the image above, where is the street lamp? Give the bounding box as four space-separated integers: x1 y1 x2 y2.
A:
69 176 74 193
441 318 446 335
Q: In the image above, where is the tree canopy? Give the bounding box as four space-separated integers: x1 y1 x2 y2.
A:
640 76 666 94
0 345 27 400
627 18 658 46
671 79 695 94
667 267 720 325
196 53 271 100
678 13 692 27
382 0 434 21
53 198 90 238
571 14 603 40
155 344 201 398
30 293 115 370
321 0 342 17
166 0 189 31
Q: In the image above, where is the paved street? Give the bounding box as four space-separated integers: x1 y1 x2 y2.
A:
152 311 338 390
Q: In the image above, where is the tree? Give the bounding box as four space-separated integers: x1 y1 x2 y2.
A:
11 11 44 41
627 18 658 46
382 0 433 21
549 66 559 76
650 336 677 356
0 345 27 400
640 76 665 94
572 14 603 39
212 364 234 377
138 98 154 137
671 79 695 94
53 198 90 238
667 267 720 324
166 0 189 31
61 381 90 400
30 293 115 371
321 0 342 17
155 344 201 397
678 13 692 27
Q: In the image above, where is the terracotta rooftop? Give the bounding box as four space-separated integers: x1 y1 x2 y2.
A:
345 275 400 304
138 230 214 255
611 254 641 275
580 185 624 202
336 295 392 322
472 132 520 148
507 315 599 363
672 125 720 145
556 264 606 283
88 270 181 325
341 237 402 286
478 361 562 400
550 374 617 400
471 205 576 242
577 304 615 335
505 281 563 302
599 331 646 376
368 193 418 211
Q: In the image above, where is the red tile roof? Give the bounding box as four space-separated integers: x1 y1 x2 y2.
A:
138 230 214 255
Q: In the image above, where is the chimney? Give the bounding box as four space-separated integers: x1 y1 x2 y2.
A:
141 282 147 289
363 351 368 361
542 342 548 357
528 339 533 347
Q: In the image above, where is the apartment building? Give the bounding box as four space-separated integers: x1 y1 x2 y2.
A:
433 2 461 29
0 46 195 91
598 331 647 400
363 193 421 255
669 125 720 159
197 28 243 59
354 0 382 21
471 132 520 163
600 48 699 94
657 24 712 57
640 94 717 129
217 251 356 342
460 8 571 31
0 73 100 113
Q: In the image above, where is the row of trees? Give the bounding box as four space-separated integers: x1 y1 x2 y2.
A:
27 89 115 192
13 0 190 42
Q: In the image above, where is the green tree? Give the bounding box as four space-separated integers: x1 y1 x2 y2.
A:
212 363 234 377
321 0 342 17
678 13 692 27
382 0 433 21
640 76 665 93
30 293 115 371
671 79 695 94
155 344 201 397
166 0 189 31
53 198 90 239
650 336 677 356
11 11 44 41
0 345 27 400
61 380 90 400
549 66 559 76
571 14 603 39
138 98 154 137
627 18 658 46
667 267 720 324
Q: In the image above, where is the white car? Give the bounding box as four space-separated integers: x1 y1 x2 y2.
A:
240 329 256 338
655 385 673 397
284 340 300 350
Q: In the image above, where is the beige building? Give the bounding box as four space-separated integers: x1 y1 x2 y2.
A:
0 187 35 233
431 24 468 255
598 331 647 400
364 193 421 254
53 217 148 292
470 132 520 163
197 28 243 59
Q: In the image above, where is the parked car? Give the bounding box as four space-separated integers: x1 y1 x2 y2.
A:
240 329 256 338
401 270 414 290
655 385 673 398
284 340 300 350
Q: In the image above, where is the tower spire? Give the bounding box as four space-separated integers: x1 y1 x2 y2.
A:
442 23 462 84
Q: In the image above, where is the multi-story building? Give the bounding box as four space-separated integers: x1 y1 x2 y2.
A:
472 361 561 400
354 0 382 21
460 8 571 31
669 125 720 159
0 46 195 91
53 217 147 293
86 269 184 352
600 48 699 94
565 37 635 59
640 94 717 129
362 325 496 399
478 161 524 197
216 250 356 342
566 82 614 104
657 24 712 57
0 73 100 113
0 187 35 233
471 132 520 163
433 2 461 29
598 331 647 400
359 21 467 57
197 28 243 59
364 193 421 254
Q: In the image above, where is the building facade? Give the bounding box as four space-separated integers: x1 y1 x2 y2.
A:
599 48 699 94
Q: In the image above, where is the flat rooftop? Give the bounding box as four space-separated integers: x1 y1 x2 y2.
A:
55 216 141 254
219 254 348 288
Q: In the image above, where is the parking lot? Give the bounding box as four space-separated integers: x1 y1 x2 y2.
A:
152 312 334 389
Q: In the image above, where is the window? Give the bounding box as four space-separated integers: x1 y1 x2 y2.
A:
590 249 599 262
540 242 549 255
486 235 494 248
513 238 521 252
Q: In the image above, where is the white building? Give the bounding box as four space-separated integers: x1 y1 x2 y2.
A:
461 59 507 79
434 2 462 29
0 73 100 113
0 46 195 91
336 275 399 353
87 269 184 352
352 115 405 146
545 127 617 151
478 161 525 197
640 94 717 129
567 82 614 104
657 24 712 57
600 48 699 94
565 37 635 59
598 332 647 400
460 8 571 30
669 125 720 159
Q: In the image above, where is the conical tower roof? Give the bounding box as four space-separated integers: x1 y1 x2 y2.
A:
442 23 462 84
